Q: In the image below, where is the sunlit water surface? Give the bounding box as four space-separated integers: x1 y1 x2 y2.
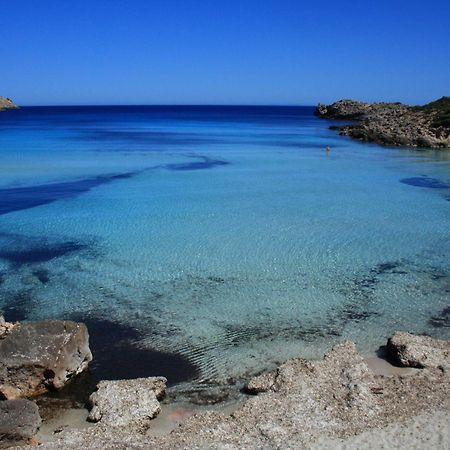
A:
0 106 449 390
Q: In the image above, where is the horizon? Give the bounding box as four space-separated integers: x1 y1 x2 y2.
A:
1 0 450 106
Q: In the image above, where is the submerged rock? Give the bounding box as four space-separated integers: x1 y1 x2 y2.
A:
387 331 450 370
0 320 92 399
0 399 41 445
88 377 166 428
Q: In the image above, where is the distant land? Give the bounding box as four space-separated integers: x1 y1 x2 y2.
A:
0 96 18 110
315 97 450 149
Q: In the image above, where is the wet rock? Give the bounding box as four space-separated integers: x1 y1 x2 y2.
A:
387 331 450 369
88 377 166 428
0 320 92 399
0 399 41 445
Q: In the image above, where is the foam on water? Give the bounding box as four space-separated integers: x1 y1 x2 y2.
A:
0 106 449 385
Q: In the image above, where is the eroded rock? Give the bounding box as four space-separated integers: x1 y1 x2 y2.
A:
387 331 450 369
88 377 167 428
0 399 41 445
0 320 92 399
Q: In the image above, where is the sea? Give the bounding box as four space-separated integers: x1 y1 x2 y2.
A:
0 105 449 396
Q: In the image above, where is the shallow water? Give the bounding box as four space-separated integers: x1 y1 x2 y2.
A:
0 106 449 387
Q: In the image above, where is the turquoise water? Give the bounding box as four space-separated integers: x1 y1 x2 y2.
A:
0 106 449 385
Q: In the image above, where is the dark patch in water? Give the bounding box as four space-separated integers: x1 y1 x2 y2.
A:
0 241 86 267
70 128 220 146
32 268 50 284
165 156 229 171
207 276 226 284
400 176 450 189
71 316 199 386
0 171 140 216
372 262 400 274
339 309 373 322
429 305 450 328
0 290 33 322
35 316 201 419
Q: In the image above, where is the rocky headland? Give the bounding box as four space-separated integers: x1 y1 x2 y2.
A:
0 97 18 111
315 96 450 149
1 315 450 449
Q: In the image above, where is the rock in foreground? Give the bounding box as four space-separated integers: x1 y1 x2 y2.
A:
315 97 450 148
0 97 18 111
88 377 167 428
0 399 41 446
26 335 450 449
387 331 450 369
0 320 92 399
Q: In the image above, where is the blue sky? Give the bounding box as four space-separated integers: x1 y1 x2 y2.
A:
1 0 449 105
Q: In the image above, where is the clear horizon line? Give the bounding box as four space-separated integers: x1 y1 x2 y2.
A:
14 103 317 108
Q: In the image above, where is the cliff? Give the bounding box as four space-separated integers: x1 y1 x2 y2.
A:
315 97 450 149
0 96 18 110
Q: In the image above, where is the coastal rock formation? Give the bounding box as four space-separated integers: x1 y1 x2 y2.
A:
0 97 17 111
0 399 41 446
12 332 450 449
0 320 92 399
387 331 450 370
315 97 450 148
88 377 167 427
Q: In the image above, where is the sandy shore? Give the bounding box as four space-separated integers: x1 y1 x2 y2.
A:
312 410 450 449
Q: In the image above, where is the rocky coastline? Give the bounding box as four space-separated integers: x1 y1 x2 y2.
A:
1 315 450 449
315 96 450 149
0 97 18 111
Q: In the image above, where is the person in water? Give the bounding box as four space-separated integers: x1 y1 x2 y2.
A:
325 145 331 154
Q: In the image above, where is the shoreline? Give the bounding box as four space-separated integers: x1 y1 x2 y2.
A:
19 334 450 448
2 316 450 448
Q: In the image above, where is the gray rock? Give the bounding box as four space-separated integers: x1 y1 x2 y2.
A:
88 377 167 428
0 399 41 444
0 320 92 399
387 331 450 369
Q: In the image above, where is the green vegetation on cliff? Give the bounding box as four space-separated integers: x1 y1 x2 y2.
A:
415 96 450 128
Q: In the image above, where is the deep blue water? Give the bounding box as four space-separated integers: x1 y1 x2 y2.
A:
1 106 449 387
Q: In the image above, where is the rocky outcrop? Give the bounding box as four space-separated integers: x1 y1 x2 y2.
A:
0 400 41 446
387 331 450 370
23 333 450 450
88 377 167 428
315 97 450 148
0 320 92 399
0 97 18 111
